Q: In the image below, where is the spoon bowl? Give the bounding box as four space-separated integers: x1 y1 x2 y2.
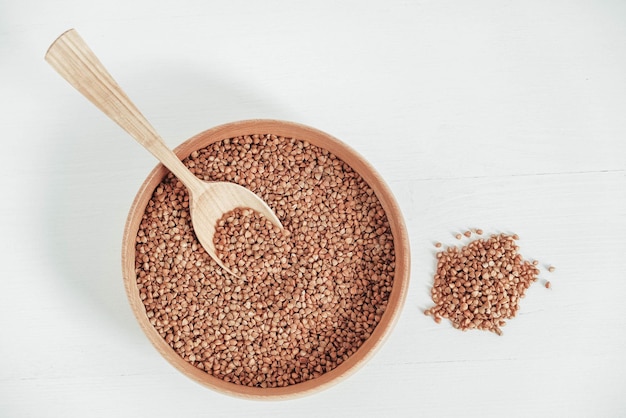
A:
188 180 282 275
45 29 281 276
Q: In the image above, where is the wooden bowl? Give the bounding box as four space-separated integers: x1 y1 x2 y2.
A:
122 119 410 399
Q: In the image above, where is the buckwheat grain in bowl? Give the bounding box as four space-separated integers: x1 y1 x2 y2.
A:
122 120 410 399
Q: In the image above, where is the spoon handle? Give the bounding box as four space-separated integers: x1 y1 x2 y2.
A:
45 29 200 192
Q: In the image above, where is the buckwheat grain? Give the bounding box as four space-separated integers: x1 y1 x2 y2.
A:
135 134 395 387
425 232 540 335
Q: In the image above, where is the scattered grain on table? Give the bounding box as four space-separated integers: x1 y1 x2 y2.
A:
425 231 553 335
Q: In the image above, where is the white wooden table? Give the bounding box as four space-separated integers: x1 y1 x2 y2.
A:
2 1 625 416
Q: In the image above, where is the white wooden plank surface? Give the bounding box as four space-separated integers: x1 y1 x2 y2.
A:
1 0 625 416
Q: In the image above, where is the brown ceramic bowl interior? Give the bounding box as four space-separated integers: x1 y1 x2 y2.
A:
122 119 410 399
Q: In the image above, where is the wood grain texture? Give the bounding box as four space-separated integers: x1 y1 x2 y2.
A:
1 0 625 416
45 29 283 278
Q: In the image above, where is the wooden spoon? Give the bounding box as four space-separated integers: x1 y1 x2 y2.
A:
45 29 282 277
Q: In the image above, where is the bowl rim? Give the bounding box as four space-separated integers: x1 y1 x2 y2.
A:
121 119 411 399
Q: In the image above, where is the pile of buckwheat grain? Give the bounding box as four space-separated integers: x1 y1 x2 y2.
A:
135 134 395 387
425 231 550 335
